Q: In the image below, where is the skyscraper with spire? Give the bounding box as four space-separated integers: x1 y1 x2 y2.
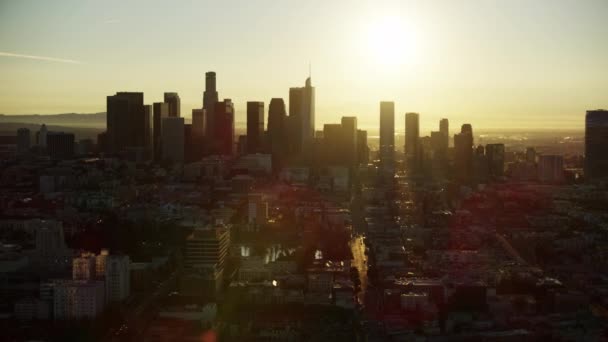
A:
288 76 315 153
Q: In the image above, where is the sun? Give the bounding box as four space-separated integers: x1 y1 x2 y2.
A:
362 15 418 69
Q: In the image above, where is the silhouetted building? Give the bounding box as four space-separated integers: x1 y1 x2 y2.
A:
585 109 608 181
405 112 419 157
246 101 264 153
161 117 184 163
184 124 195 162
204 72 219 140
323 123 345 166
357 129 369 165
454 124 474 184
341 116 358 167
538 155 564 183
164 92 181 117
212 99 235 155
380 101 395 167
106 92 146 154
267 98 287 173
191 108 206 160
47 132 74 160
16 128 30 154
440 118 449 149
143 104 152 157
153 102 169 161
486 143 505 179
289 77 315 153
192 108 205 137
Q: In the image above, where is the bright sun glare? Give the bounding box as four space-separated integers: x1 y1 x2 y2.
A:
363 16 418 69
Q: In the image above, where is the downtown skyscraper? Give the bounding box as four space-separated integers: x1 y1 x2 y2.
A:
106 92 147 155
246 101 264 154
289 77 315 154
203 72 219 141
379 101 395 167
163 92 181 117
267 98 287 173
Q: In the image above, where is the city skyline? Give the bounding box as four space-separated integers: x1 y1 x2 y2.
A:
1 0 607 131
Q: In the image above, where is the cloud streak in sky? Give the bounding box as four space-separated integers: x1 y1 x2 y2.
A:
0 51 83 64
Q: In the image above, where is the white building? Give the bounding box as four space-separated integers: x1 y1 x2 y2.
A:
53 280 105 320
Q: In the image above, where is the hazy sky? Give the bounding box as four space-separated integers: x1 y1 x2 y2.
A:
1 0 607 132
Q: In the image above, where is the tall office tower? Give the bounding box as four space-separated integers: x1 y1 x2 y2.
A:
73 253 96 280
153 102 169 161
183 226 230 295
341 116 358 167
47 132 75 159
485 143 505 179
161 117 185 163
357 129 369 165
163 92 181 117
106 92 146 154
212 99 235 155
454 124 474 184
17 128 30 154
538 155 565 183
203 72 219 140
323 123 345 166
405 112 420 157
289 77 315 153
143 104 152 156
105 255 130 302
267 98 287 172
585 110 608 181
246 101 265 153
38 124 48 147
192 109 206 136
184 124 196 162
440 118 449 149
379 101 395 166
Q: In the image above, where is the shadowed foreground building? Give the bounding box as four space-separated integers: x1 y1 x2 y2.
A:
181 226 230 298
585 109 608 181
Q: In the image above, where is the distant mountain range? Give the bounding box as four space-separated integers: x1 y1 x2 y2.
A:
0 112 106 128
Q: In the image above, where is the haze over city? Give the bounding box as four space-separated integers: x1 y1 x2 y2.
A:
1 1 608 342
1 0 607 131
